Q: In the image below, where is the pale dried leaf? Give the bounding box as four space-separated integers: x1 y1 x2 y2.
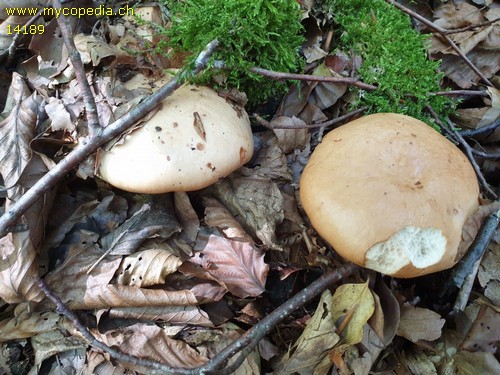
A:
274 290 340 374
203 196 253 243
207 175 285 250
91 323 208 369
73 33 119 66
397 303 445 342
190 230 268 298
82 284 202 310
45 97 74 132
44 231 122 309
373 276 400 345
478 243 500 289
309 63 347 110
31 331 86 367
459 303 499 353
0 304 63 342
0 231 43 303
272 116 311 153
433 3 484 29
453 351 500 375
241 133 292 181
83 351 134 375
107 305 214 327
100 200 180 256
115 248 183 287
174 191 200 244
0 73 38 198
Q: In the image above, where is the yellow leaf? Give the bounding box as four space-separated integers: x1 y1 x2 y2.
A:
330 281 375 345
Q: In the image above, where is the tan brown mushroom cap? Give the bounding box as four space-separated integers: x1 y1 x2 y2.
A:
300 113 480 278
98 83 253 194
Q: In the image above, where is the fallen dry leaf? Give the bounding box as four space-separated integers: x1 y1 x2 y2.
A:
190 229 268 298
273 290 340 374
397 303 445 342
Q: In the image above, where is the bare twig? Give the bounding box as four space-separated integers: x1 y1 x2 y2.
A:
444 17 500 34
51 0 102 138
426 105 497 199
440 208 500 301
39 260 355 374
459 118 500 138
4 8 44 65
249 67 378 91
198 264 357 374
0 39 220 239
429 90 489 97
385 0 494 87
253 107 368 129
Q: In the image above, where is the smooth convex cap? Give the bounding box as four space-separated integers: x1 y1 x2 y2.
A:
300 113 480 278
98 77 253 194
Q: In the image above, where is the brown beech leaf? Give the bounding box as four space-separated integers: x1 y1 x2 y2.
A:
271 116 310 153
0 303 65 342
107 305 214 327
206 174 285 250
241 132 292 181
91 323 208 369
115 248 183 287
100 199 181 256
190 230 268 298
397 303 445 342
0 73 40 199
174 191 200 244
203 196 253 243
0 231 43 303
274 290 340 374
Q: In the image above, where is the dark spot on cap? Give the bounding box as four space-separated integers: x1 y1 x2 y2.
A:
155 126 162 132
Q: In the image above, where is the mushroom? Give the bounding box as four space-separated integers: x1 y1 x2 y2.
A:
300 113 480 278
98 76 253 194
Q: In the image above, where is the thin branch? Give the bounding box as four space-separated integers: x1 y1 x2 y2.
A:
440 208 500 300
198 264 357 374
385 0 494 87
253 107 368 130
443 17 500 34
459 118 500 137
426 105 497 199
52 0 102 138
429 90 489 97
249 67 378 91
0 39 220 239
5 8 44 66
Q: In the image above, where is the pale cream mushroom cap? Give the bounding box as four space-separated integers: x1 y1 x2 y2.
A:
300 113 480 278
98 78 253 194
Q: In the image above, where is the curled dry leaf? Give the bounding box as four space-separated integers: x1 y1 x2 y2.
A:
274 290 340 374
203 196 253 243
190 230 268 298
174 192 200 244
0 303 64 342
91 323 208 370
207 175 285 250
31 331 86 369
0 73 39 199
330 281 376 347
397 303 445 342
0 231 43 303
115 248 183 288
271 116 310 153
107 305 214 327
